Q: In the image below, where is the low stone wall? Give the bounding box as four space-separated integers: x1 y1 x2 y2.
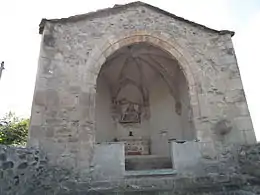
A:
1 143 260 194
170 141 207 174
239 144 260 176
238 143 260 194
170 141 240 176
0 143 125 194
0 145 77 195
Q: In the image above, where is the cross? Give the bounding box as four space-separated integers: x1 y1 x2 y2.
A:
0 61 5 80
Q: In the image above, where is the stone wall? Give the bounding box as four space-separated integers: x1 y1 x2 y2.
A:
2 143 260 194
0 145 78 195
29 3 256 169
238 144 260 184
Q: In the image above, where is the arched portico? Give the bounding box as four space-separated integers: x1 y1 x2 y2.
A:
85 31 206 171
85 31 203 143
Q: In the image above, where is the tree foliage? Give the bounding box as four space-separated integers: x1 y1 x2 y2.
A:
0 112 29 145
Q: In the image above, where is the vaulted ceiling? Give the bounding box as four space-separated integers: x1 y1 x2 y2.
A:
98 43 185 104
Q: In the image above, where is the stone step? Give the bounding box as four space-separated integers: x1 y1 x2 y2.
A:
125 169 177 178
125 155 172 170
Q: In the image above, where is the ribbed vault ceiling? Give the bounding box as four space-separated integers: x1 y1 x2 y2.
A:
98 43 184 104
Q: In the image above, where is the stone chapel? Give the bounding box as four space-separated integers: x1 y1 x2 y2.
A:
28 1 256 178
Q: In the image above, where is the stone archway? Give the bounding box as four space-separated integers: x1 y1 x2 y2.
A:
85 31 201 141
96 42 194 159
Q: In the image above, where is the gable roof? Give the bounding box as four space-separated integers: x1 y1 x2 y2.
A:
39 1 235 37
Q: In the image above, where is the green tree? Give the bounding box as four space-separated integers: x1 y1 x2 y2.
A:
0 112 29 145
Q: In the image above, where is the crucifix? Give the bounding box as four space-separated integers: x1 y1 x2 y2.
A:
0 61 5 80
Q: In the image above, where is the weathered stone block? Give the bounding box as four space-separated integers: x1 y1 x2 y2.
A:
228 78 243 90
29 126 45 139
79 92 92 106
2 161 14 170
30 110 45 126
170 141 203 175
0 154 6 162
46 89 59 106
91 142 125 180
43 34 56 48
68 85 81 94
34 90 46 106
234 116 254 131
229 102 250 117
60 93 78 107
45 127 54 138
198 94 210 117
225 89 246 103
17 162 28 169
241 130 257 144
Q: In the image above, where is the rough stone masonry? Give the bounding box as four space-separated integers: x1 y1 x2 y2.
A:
30 1 256 169
0 1 259 195
1 143 260 194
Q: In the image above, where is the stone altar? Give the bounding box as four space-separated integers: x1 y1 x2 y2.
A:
122 138 150 155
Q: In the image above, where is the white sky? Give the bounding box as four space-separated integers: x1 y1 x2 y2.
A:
0 0 260 139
